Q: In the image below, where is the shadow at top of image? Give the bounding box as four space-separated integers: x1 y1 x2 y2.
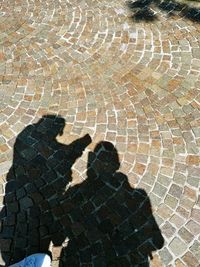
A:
127 0 200 23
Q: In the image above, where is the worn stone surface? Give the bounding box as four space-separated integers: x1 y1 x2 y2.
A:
169 238 188 257
0 0 200 266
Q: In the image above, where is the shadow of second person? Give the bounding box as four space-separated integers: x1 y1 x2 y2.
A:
59 141 164 266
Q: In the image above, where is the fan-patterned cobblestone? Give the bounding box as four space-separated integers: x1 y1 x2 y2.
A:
0 0 200 266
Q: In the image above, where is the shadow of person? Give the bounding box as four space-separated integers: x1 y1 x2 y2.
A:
0 114 91 266
59 141 164 267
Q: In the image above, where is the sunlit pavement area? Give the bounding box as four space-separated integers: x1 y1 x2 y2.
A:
0 0 200 266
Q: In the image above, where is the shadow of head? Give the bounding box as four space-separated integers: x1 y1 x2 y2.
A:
35 115 65 140
88 141 120 175
9 114 67 188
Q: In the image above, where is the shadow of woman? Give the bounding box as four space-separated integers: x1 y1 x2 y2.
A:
0 115 91 266
59 141 164 266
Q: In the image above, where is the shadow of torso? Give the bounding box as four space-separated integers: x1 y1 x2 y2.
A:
58 152 164 267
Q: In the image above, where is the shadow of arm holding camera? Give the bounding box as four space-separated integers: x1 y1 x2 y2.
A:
67 134 92 160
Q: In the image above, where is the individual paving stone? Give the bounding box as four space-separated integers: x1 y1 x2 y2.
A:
157 204 173 220
176 206 190 219
16 188 26 200
185 220 200 236
169 237 188 257
178 227 194 244
186 143 199 154
191 208 200 223
151 254 164 267
168 183 183 199
159 248 173 266
182 251 199 267
186 155 200 166
183 186 197 201
170 214 186 228
175 259 186 267
149 193 162 207
19 196 34 210
152 182 168 198
187 175 199 187
52 246 62 261
161 222 176 239
157 174 171 187
164 195 178 209
52 261 59 267
180 196 195 211
173 172 186 185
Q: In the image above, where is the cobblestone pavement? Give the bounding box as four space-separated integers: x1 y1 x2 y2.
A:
0 0 200 266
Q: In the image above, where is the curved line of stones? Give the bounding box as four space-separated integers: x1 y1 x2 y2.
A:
0 1 200 264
